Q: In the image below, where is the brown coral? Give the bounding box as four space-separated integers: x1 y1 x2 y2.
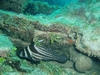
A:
0 0 30 13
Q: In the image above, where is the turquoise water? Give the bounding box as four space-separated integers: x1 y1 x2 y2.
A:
0 0 100 75
33 0 73 6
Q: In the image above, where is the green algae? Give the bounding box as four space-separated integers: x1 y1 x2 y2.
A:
0 57 6 64
36 61 65 75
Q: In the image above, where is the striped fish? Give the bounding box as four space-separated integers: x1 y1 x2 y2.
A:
19 41 67 63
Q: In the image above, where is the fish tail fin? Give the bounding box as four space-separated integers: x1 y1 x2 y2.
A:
56 54 67 63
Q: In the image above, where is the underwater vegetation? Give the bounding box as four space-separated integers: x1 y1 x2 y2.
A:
0 0 100 75
24 1 59 15
49 33 62 44
0 57 6 65
0 0 59 15
0 0 30 13
35 61 65 75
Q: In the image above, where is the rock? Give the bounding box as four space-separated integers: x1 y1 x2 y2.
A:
0 35 14 57
75 55 92 72
0 0 30 13
75 30 100 59
68 46 93 72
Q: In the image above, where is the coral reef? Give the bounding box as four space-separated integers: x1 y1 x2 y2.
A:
75 29 100 59
0 57 66 75
0 0 59 15
24 1 59 15
0 0 30 13
63 1 100 59
0 0 100 74
0 35 14 57
0 10 34 43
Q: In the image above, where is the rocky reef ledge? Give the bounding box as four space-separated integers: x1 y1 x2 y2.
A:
0 2 100 74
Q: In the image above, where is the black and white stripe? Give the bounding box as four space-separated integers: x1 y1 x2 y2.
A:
19 41 67 63
19 42 57 62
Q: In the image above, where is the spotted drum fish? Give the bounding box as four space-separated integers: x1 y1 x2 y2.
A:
19 41 67 63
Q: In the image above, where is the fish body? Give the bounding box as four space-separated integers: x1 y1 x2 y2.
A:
19 41 67 63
